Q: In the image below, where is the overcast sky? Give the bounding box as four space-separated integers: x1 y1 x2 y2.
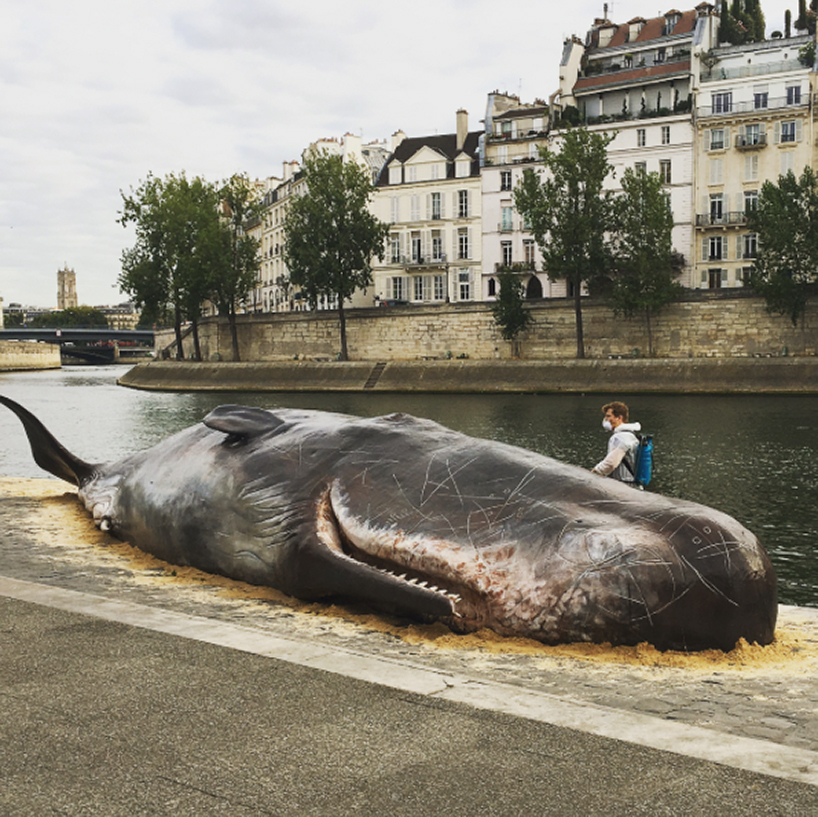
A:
0 1 798 308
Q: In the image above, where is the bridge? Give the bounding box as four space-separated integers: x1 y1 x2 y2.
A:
0 328 154 344
0 328 155 364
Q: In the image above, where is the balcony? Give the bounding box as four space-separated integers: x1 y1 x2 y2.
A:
389 254 447 268
695 211 748 227
494 262 537 273
697 94 809 117
700 58 812 83
735 133 767 150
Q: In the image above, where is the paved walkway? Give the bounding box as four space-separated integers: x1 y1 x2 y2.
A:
3 478 818 813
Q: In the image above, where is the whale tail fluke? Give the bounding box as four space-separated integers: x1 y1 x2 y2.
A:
0 395 99 487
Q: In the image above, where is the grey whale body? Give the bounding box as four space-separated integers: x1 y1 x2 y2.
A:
1 395 777 651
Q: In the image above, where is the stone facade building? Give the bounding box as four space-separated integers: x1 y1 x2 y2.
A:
694 34 816 289
370 110 482 304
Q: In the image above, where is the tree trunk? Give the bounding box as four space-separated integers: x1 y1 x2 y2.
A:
573 275 585 359
338 297 349 361
192 319 202 362
229 308 240 362
645 307 654 358
174 303 184 360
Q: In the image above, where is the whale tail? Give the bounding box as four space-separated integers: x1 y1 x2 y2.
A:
0 395 99 487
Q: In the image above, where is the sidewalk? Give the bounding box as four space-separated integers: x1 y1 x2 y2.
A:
2 478 818 814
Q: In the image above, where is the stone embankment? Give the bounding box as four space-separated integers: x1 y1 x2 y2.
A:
0 341 60 371
119 357 818 394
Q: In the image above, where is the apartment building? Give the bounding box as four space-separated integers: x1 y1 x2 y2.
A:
253 135 392 313
481 92 558 300
554 5 721 290
694 34 816 289
370 110 482 304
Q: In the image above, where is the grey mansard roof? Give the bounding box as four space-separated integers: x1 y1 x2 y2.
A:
374 130 482 187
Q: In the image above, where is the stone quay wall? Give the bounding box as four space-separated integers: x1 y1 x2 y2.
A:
0 341 61 371
155 292 818 363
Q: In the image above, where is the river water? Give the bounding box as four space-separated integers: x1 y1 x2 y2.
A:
1 364 817 606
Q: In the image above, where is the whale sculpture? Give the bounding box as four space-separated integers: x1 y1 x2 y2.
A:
1 395 777 651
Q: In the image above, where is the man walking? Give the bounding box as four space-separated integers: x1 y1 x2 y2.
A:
592 401 641 485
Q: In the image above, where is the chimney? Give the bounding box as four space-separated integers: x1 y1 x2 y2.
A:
456 109 468 151
390 130 407 152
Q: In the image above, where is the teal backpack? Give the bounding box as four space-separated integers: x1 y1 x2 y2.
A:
624 434 653 488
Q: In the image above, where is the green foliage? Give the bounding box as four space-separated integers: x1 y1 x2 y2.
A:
799 41 816 67
747 167 818 325
283 151 390 360
609 169 683 356
28 306 110 328
720 0 765 43
3 312 24 327
118 172 223 359
211 174 263 361
513 128 616 358
491 270 532 347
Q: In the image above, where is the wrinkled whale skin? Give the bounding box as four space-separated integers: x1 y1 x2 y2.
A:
1 396 777 651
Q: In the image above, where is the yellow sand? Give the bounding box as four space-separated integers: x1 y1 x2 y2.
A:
4 477 816 675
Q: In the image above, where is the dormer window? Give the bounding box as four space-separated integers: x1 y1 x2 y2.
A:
656 47 666 64
664 11 681 33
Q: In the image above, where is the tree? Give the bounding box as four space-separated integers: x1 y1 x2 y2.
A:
609 168 683 356
29 306 109 329
514 128 616 358
491 270 533 357
119 173 221 360
747 167 818 325
210 175 262 362
283 151 390 361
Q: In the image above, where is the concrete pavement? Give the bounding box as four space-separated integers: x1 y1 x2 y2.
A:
3 478 818 813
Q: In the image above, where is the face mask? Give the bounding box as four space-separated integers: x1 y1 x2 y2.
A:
602 419 613 432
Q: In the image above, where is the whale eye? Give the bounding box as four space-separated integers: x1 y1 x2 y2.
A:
692 536 701 544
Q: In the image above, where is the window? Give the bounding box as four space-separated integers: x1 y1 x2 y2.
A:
743 233 758 259
656 47 666 63
743 123 762 146
458 190 469 218
754 91 768 110
661 125 670 145
410 195 420 221
708 269 726 289
786 85 802 105
458 270 472 301
635 161 647 176
389 166 402 185
709 236 724 261
413 276 430 301
458 228 470 259
431 231 443 261
744 190 758 213
411 232 421 263
407 166 417 183
433 275 446 301
781 151 796 175
781 121 797 143
390 276 406 300
431 192 441 220
709 128 725 150
744 154 759 182
712 92 732 114
497 145 508 164
390 234 400 263
500 170 512 191
456 158 471 178
501 206 513 231
659 160 671 184
501 241 513 266
524 239 535 267
431 164 440 181
710 194 724 224
636 128 646 147
390 196 400 223
710 157 723 185
487 278 497 297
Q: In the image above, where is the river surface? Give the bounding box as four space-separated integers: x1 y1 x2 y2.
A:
1 365 817 606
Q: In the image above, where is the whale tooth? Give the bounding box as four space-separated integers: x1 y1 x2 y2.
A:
100 519 110 532
418 581 429 588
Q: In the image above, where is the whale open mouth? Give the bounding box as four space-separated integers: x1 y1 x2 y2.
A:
314 482 475 623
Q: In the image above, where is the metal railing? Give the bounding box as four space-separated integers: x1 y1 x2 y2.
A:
695 211 748 227
697 95 807 117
